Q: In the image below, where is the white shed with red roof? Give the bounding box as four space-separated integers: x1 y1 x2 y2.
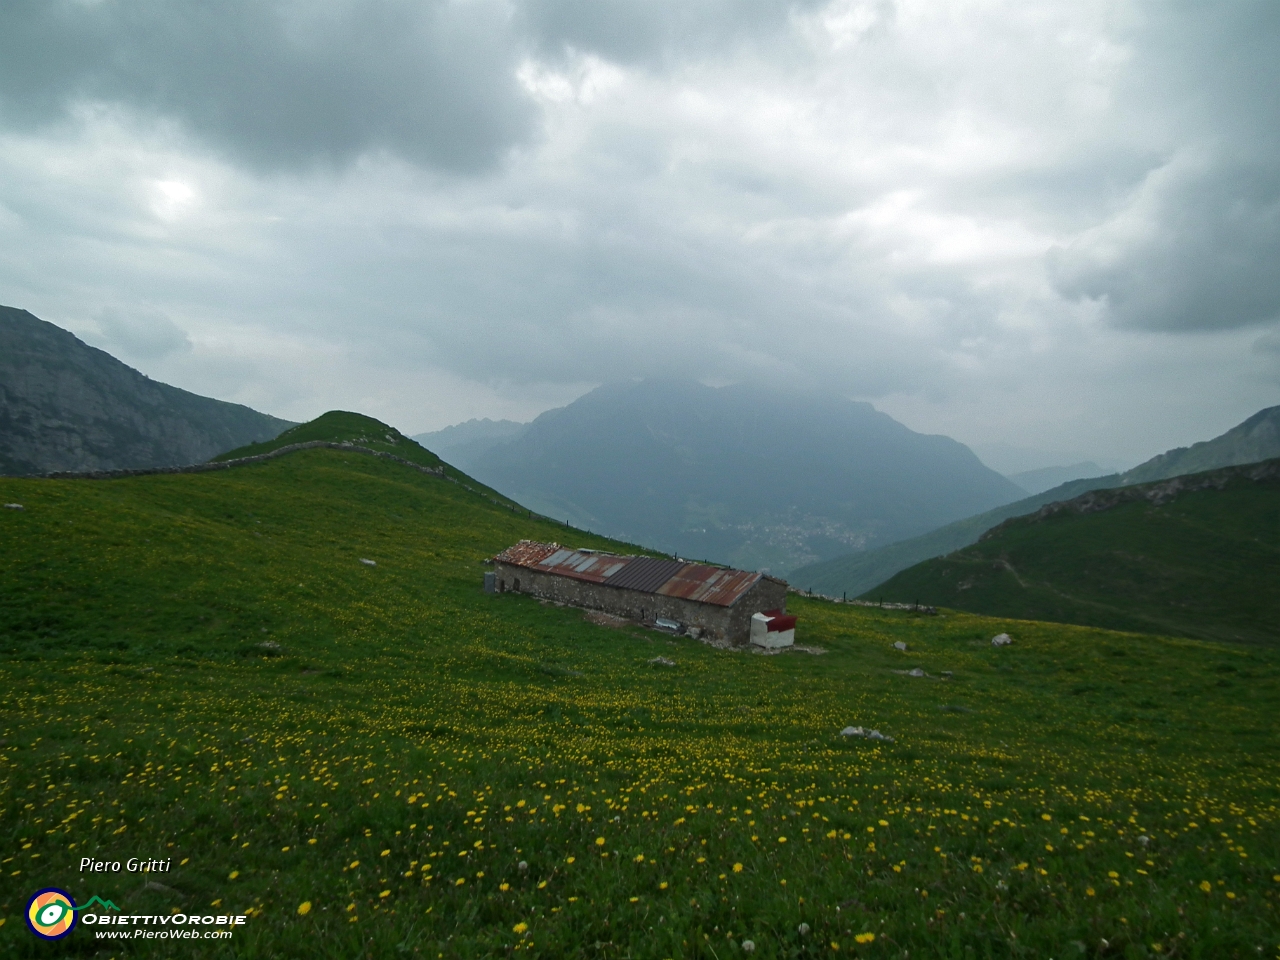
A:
750 609 796 649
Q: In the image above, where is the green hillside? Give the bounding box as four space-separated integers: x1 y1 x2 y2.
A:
865 460 1280 644
790 475 1120 599
215 409 445 469
793 403 1280 601
216 409 533 514
2 416 1278 956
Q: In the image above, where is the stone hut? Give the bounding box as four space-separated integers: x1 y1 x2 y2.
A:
490 540 790 646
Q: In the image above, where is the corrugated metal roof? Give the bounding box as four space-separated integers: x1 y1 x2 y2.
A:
532 548 624 584
495 540 561 566
604 557 686 593
657 564 762 606
494 540 767 607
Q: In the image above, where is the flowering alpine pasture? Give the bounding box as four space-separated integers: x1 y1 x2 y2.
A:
1 446 1277 958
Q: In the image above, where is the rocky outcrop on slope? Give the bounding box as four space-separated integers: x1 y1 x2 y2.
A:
979 457 1280 540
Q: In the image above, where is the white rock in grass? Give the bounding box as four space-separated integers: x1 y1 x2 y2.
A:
840 726 895 743
3 503 23 510
992 633 1013 646
359 558 377 567
893 641 907 651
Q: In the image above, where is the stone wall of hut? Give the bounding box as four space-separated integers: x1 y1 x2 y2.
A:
491 561 786 645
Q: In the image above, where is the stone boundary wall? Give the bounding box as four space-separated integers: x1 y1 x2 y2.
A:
40 440 446 481
840 598 938 615
979 456 1280 541
36 440 535 515
785 586 938 615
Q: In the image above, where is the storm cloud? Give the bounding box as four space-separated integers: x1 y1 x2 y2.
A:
0 0 533 171
0 0 1277 467
1047 3 1280 332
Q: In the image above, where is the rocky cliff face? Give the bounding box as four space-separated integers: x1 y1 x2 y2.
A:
0 305 294 475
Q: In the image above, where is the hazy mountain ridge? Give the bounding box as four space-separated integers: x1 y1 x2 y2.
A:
865 458 1280 644
1120 405 1280 485
413 418 529 472
1007 461 1104 495
788 473 1123 597
792 403 1280 598
0 306 294 475
458 379 1025 575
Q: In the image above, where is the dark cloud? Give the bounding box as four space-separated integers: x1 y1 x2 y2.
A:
0 0 533 172
1048 158 1280 331
1048 2 1280 331
516 0 831 65
1 0 1277 461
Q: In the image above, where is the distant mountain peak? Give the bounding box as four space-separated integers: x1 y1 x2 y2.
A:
446 378 1024 575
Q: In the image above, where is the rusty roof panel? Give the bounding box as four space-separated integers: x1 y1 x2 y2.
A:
494 541 767 606
497 543 628 584
603 557 686 593
657 564 761 606
495 540 561 566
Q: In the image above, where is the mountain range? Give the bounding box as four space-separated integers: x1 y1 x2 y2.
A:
417 418 529 471
421 379 1025 575
0 306 293 475
1007 462 1105 496
866 458 1280 644
790 404 1280 598
1119 405 1280 485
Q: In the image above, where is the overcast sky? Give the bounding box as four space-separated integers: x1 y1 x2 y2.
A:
2 0 1278 472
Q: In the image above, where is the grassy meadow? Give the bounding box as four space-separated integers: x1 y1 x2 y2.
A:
1 435 1279 958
